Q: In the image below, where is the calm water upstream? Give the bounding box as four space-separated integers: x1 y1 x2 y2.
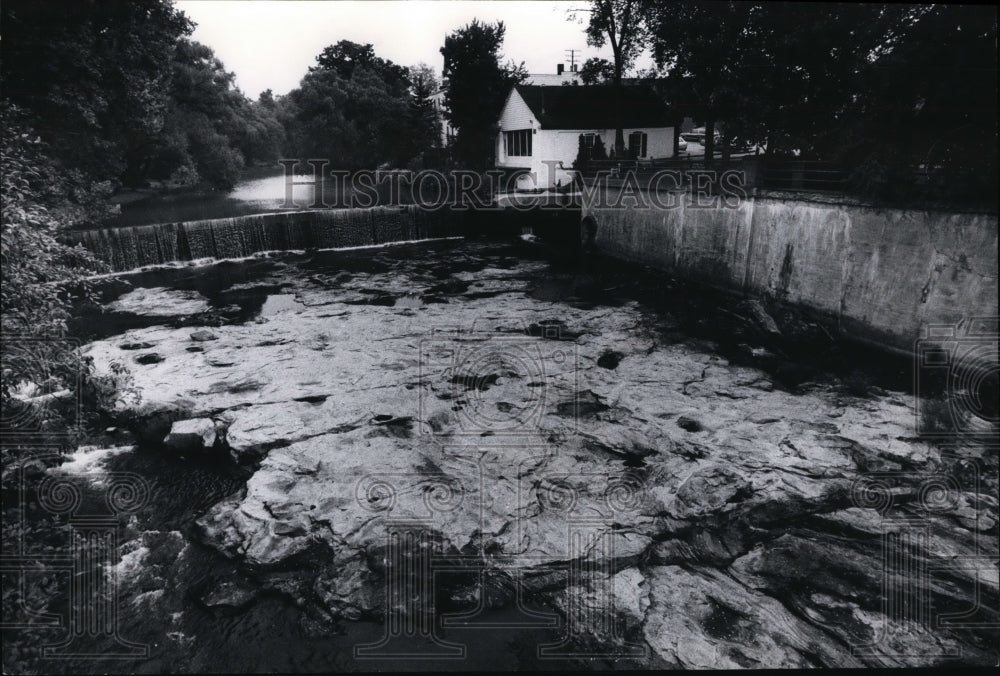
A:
113 168 354 227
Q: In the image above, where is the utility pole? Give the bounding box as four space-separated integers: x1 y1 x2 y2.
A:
565 49 580 72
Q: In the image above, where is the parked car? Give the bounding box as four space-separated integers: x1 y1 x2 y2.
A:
726 137 753 153
680 127 721 144
677 136 688 151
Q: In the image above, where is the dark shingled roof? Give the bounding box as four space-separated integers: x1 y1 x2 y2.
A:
513 84 672 130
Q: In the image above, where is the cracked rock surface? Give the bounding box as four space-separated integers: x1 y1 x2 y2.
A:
84 239 998 667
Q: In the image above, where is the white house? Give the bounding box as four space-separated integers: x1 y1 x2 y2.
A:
429 69 581 148
495 84 676 189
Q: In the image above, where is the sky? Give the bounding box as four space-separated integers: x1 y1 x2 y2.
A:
175 1 648 99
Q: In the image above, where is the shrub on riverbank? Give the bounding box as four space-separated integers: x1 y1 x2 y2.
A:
0 104 132 448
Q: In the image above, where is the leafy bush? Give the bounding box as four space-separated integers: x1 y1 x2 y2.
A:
0 104 128 440
573 135 609 168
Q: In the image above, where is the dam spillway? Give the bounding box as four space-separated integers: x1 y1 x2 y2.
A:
67 206 470 272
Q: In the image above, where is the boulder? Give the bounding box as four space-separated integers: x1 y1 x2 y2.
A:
130 399 198 446
106 287 210 316
196 579 258 611
736 299 782 337
190 330 218 342
643 564 863 668
120 341 157 351
163 418 217 453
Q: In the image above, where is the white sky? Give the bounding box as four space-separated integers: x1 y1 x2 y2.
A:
175 1 649 99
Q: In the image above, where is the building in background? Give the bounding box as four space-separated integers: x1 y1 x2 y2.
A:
430 65 583 149
495 83 675 189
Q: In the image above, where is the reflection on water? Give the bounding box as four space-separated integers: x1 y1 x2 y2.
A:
114 169 354 227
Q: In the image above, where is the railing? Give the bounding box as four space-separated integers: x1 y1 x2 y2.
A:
758 160 849 192
578 156 749 185
576 157 996 211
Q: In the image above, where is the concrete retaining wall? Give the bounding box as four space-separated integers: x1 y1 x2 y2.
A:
584 192 998 353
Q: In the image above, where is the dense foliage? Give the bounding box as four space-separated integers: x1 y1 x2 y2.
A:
637 0 997 189
578 0 648 153
147 39 286 189
0 105 135 441
440 20 528 169
579 58 616 85
1 0 284 191
280 41 439 170
0 110 107 330
1 0 192 183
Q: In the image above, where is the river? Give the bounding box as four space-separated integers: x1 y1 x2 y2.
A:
4 236 996 672
110 165 467 228
112 167 353 227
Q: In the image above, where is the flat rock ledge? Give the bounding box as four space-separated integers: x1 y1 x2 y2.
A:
85 245 999 667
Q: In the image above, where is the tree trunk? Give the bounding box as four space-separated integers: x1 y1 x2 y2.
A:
613 57 625 157
722 125 733 163
673 126 680 157
614 99 625 157
704 119 716 165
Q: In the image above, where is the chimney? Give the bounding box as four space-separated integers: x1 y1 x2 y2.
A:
557 63 564 75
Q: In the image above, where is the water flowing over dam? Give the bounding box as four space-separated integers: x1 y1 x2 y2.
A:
67 206 471 272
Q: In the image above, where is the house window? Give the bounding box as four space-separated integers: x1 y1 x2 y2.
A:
628 131 648 158
580 133 598 148
504 129 532 157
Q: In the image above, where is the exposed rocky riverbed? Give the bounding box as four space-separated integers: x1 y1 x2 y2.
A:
65 239 999 669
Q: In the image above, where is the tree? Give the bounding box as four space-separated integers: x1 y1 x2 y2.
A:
144 40 256 189
440 20 527 169
642 1 996 203
579 57 616 85
642 2 930 162
409 64 439 100
576 0 649 154
840 4 997 201
408 64 444 155
283 42 430 169
643 1 760 162
313 40 411 97
259 89 277 109
3 0 289 190
574 134 608 167
749 2 905 158
238 98 286 167
0 0 193 183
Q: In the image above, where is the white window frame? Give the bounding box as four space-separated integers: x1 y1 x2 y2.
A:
504 129 533 157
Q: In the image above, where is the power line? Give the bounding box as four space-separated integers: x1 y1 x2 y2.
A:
565 49 580 71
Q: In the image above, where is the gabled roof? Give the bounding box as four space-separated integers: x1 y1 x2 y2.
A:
512 84 672 130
